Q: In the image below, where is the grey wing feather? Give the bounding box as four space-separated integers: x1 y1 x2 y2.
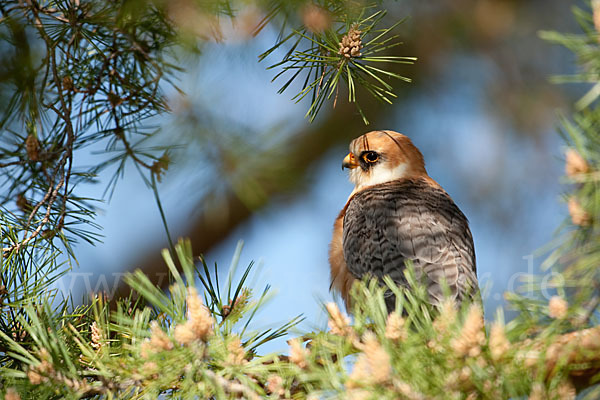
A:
342 178 478 308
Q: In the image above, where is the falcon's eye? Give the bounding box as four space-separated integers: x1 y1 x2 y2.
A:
362 151 379 164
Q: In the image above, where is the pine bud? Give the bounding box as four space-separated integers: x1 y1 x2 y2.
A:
529 383 546 400
4 387 21 400
302 4 331 33
593 0 600 34
362 331 391 384
266 374 284 396
433 298 457 333
326 302 353 337
568 197 591 227
222 288 250 320
27 348 54 385
557 380 576 400
174 287 214 345
338 26 363 59
226 335 247 365
62 76 74 91
107 91 122 108
27 369 45 385
186 287 214 340
173 323 196 346
41 229 56 240
565 148 589 177
0 285 6 306
384 311 407 342
489 322 510 361
90 321 102 350
451 303 485 358
25 135 40 161
288 338 309 369
346 331 391 388
16 193 31 213
149 321 173 351
548 296 568 319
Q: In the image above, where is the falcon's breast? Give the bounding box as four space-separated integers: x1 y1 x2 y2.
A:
342 177 477 309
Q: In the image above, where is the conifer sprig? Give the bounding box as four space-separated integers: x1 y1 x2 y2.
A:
538 3 600 322
262 8 415 124
0 0 178 259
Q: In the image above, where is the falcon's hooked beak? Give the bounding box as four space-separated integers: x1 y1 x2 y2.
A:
342 153 359 170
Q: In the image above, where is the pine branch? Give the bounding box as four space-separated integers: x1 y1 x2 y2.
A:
262 7 415 124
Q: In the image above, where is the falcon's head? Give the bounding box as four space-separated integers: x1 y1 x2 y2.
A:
343 130 428 191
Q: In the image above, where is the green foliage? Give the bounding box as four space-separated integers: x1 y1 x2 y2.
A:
0 239 305 398
1 240 597 399
0 237 72 368
0 0 179 274
538 3 600 325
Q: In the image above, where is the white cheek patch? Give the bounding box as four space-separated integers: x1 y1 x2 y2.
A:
348 162 408 195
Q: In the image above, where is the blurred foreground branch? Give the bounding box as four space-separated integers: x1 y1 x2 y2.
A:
3 241 600 398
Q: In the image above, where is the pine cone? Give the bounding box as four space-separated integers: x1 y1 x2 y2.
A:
338 26 363 58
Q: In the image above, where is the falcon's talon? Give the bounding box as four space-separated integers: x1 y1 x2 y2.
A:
329 130 479 312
